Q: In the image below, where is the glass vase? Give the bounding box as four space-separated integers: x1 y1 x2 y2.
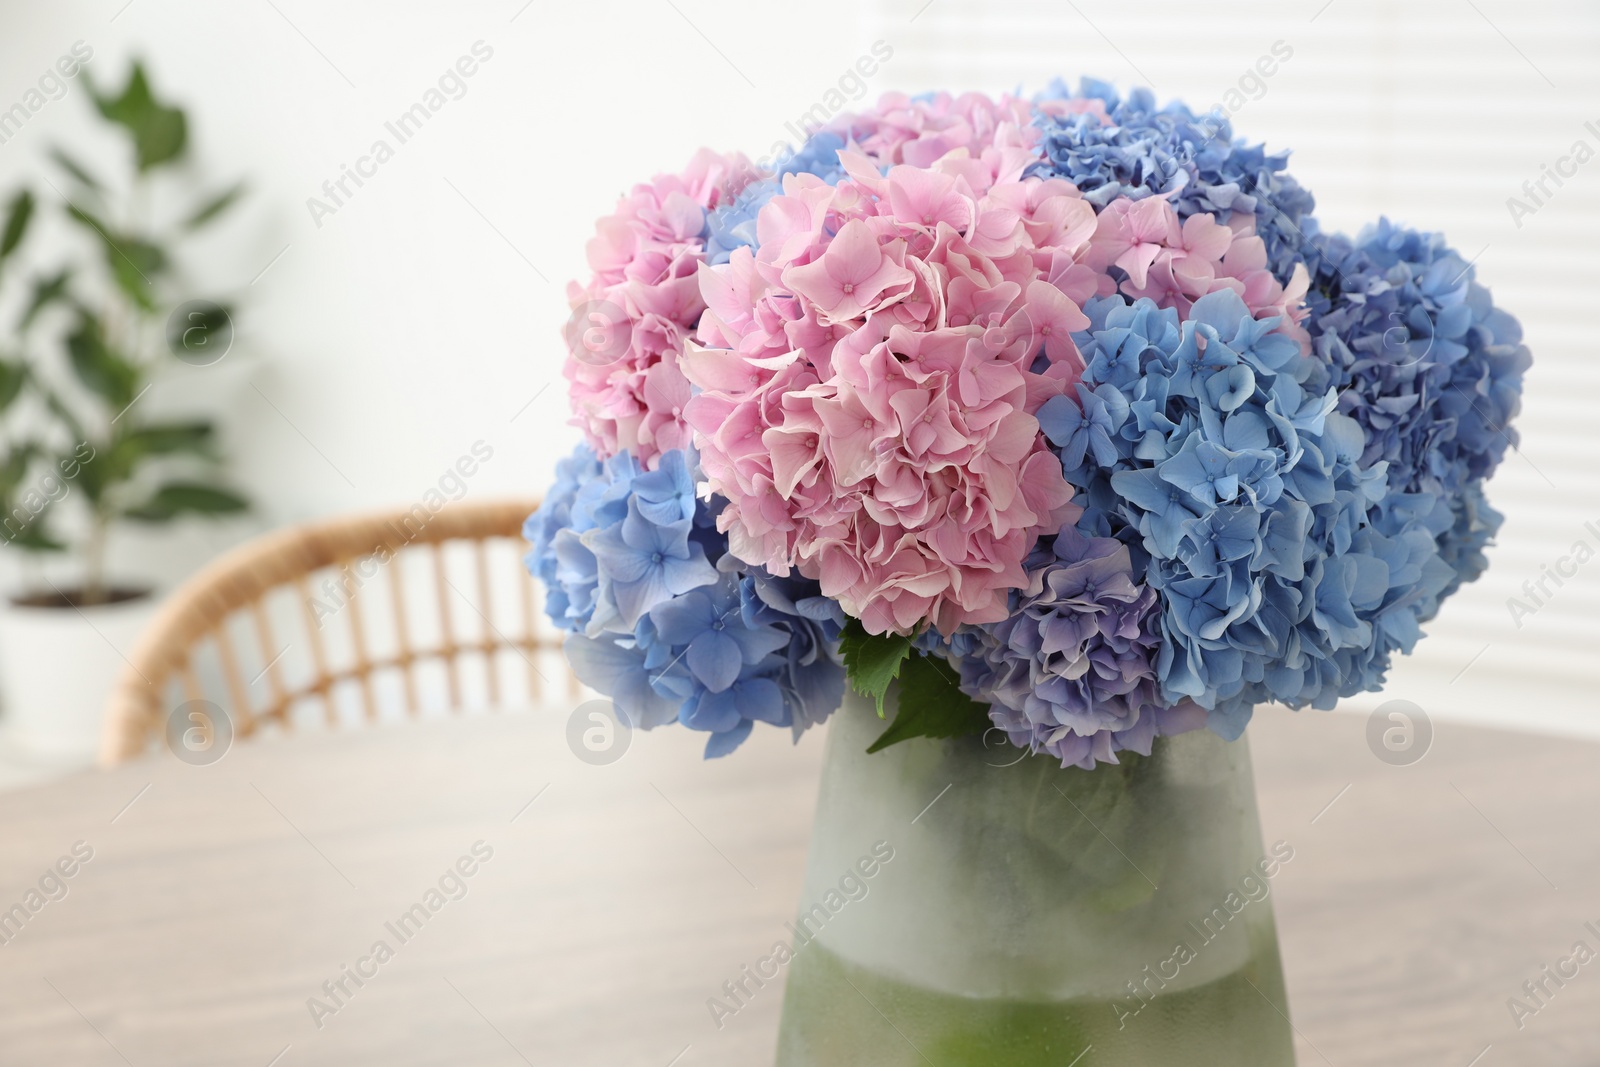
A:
775 690 1297 1066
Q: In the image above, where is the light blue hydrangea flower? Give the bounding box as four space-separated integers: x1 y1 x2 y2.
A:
1040 291 1449 737
1304 219 1530 620
528 445 845 757
525 446 714 637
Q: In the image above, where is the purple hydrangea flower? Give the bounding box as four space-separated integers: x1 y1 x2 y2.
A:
952 527 1208 770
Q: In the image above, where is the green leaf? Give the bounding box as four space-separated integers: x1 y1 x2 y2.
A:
838 618 912 718
88 62 188 171
106 237 165 308
118 421 216 460
38 388 88 448
183 182 245 230
0 445 67 553
63 202 168 307
71 442 109 506
63 200 115 238
19 269 71 331
123 481 247 522
0 189 33 262
866 653 991 754
164 301 231 357
48 146 103 193
1 521 67 553
109 422 218 481
65 316 139 406
134 106 186 172
0 444 38 493
0 360 26 412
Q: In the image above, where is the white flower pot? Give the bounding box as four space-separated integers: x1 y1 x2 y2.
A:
0 590 158 764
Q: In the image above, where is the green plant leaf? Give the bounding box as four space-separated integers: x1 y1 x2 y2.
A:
66 204 167 283
838 618 912 718
106 237 165 309
63 200 115 238
66 315 139 406
38 387 88 448
0 360 26 412
88 62 187 171
1 520 67 553
0 189 33 262
48 147 103 193
866 652 991 754
164 300 231 357
63 202 168 308
109 422 218 481
123 480 247 522
71 444 109 506
118 421 216 460
134 106 186 172
0 444 38 493
19 269 71 331
183 182 245 230
0 444 67 553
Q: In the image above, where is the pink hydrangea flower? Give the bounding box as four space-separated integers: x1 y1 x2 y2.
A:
563 148 757 467
827 90 1042 172
685 154 1098 635
561 95 1048 474
1085 196 1311 349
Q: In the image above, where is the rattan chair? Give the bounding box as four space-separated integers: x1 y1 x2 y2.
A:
100 498 577 765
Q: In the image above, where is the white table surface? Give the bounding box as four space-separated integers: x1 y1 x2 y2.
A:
0 704 1596 1066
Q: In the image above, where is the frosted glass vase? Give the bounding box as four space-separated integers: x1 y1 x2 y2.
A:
775 691 1297 1066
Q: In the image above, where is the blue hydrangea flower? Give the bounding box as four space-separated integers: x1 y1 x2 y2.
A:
1040 290 1447 737
1030 78 1319 286
1303 219 1529 622
523 445 600 629
1433 482 1502 608
705 180 778 267
524 446 660 634
588 496 714 634
562 632 683 730
736 565 847 736
644 574 790 748
528 445 845 757
525 446 714 637
1305 219 1530 501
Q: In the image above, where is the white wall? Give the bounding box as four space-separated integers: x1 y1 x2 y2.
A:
0 0 1593 736
0 0 886 559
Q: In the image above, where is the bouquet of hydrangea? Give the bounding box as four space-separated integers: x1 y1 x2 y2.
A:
526 79 1528 767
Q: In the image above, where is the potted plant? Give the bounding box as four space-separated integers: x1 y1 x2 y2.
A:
0 62 248 762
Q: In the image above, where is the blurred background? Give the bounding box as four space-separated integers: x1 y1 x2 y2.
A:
0 3 1595 1065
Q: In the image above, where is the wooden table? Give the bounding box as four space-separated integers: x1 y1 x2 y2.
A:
0 705 1595 1066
